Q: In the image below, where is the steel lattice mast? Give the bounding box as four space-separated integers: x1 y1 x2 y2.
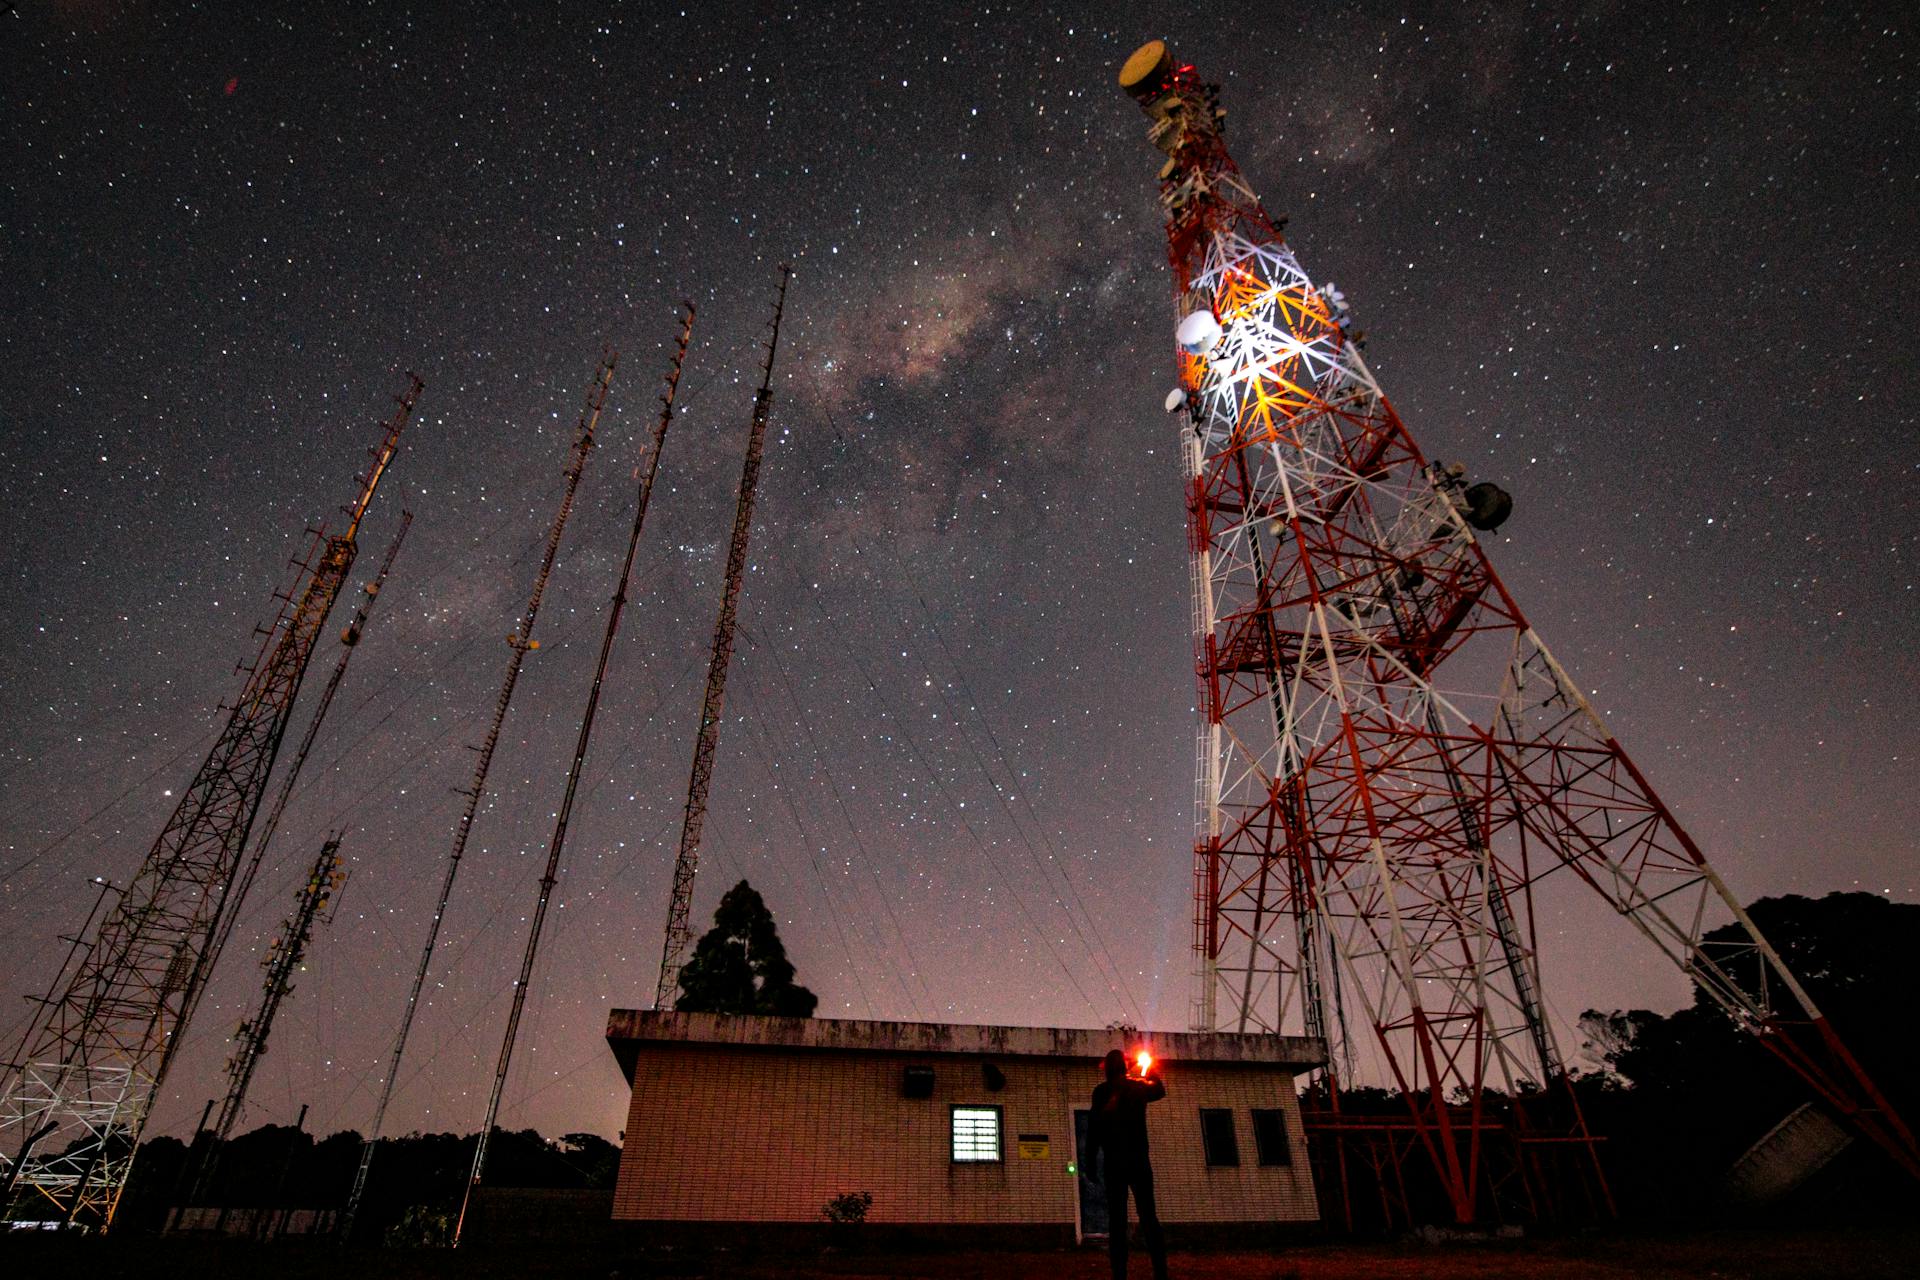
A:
166 511 414 1088
456 305 695 1243
1116 39 1918 1222
0 377 421 1229
655 267 791 1008
343 351 617 1240
185 833 348 1207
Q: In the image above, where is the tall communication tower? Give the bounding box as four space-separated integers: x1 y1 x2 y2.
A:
457 304 695 1244
1117 40 1916 1224
168 511 414 1086
0 378 421 1229
343 351 617 1239
655 267 791 1008
185 833 348 1207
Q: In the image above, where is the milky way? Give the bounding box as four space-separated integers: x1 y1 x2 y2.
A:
1 3 1914 1144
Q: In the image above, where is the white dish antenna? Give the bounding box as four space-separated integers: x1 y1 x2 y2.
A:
1176 310 1222 353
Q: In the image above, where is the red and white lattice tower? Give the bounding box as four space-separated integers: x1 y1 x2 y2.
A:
1117 40 1917 1223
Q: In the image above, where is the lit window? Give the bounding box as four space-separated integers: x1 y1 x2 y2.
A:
951 1105 1002 1163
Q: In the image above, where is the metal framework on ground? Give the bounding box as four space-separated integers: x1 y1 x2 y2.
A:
184 833 348 1207
1116 38 1917 1226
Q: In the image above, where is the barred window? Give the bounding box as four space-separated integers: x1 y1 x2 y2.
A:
951 1105 1002 1163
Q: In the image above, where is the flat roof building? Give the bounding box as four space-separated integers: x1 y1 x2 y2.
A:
605 1009 1325 1243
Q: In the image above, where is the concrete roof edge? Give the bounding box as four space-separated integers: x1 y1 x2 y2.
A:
604 1009 1326 1074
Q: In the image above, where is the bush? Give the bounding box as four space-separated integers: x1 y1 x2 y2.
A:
384 1203 453 1248
821 1190 873 1226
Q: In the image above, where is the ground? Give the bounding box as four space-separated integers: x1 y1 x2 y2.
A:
4 1227 1919 1278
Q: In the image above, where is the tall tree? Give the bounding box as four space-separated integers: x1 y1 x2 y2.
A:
675 880 819 1017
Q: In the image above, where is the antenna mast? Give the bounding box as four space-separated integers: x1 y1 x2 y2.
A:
342 351 616 1240
168 511 414 1083
185 833 348 1208
655 267 791 1008
0 377 419 1230
456 305 695 1244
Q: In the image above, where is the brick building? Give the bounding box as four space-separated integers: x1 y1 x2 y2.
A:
605 1009 1325 1242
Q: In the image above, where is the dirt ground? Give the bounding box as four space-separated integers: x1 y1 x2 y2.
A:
5 1226 1919 1279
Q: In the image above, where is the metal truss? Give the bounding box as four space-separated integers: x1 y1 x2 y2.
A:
656 268 791 1008
186 834 348 1207
0 379 420 1229
1119 40 1917 1221
344 354 612 1239
169 511 414 1087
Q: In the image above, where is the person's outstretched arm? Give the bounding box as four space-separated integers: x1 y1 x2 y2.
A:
1142 1073 1167 1103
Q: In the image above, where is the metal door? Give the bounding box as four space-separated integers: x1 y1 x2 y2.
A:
1074 1109 1108 1237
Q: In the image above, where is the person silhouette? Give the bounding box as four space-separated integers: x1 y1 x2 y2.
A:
1084 1047 1169 1280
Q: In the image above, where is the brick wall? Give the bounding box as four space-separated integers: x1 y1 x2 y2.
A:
613 1042 1318 1229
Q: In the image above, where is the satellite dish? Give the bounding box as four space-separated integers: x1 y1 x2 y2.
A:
1177 310 1222 353
1462 482 1513 532
1119 40 1173 100
1164 388 1187 413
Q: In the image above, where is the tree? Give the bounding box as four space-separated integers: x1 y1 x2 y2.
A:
676 879 819 1016
1584 892 1917 1108
558 1132 622 1189
1577 891 1920 1217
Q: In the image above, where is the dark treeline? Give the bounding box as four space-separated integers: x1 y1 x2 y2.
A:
115 1125 618 1242
1573 891 1918 1221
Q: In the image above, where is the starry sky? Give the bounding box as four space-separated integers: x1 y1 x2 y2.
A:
1 2 1914 1146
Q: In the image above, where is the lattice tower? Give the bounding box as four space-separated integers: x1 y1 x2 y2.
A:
655 267 791 1007
185 833 347 1205
1117 39 1917 1223
0 377 420 1228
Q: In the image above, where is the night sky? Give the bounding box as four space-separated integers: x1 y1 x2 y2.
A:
2 3 1914 1146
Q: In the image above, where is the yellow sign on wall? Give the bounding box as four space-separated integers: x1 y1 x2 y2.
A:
1017 1134 1050 1160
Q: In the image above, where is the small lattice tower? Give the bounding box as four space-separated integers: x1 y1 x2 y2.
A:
185 833 348 1206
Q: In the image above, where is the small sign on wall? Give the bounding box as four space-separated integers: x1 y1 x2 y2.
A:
1017 1133 1050 1160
